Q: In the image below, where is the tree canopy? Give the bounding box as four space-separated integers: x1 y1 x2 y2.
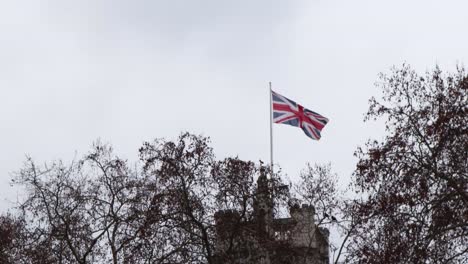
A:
1 133 339 264
347 65 468 263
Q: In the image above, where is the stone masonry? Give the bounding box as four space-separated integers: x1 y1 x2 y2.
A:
214 172 329 264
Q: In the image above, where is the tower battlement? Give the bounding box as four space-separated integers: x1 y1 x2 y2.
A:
213 175 329 264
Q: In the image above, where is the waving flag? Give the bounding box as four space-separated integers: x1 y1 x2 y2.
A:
272 90 329 140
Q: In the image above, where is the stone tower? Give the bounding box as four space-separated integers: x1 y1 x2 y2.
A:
253 172 273 236
214 172 329 264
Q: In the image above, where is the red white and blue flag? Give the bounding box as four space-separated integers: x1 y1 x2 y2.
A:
272 90 329 140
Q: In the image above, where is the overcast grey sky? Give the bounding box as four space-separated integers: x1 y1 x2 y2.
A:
1 0 467 212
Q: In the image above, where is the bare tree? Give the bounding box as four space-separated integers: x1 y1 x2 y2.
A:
12 141 189 264
0 214 23 263
347 65 468 263
295 163 340 226
5 132 336 263
293 163 350 264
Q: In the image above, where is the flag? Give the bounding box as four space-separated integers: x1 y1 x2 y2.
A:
271 90 329 140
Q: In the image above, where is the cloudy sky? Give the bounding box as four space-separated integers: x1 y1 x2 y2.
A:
1 0 467 212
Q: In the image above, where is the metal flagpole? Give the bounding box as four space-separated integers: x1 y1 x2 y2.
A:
269 82 273 177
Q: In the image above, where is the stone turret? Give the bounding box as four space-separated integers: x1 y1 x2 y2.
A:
253 169 274 236
214 209 241 254
214 209 240 240
290 204 317 247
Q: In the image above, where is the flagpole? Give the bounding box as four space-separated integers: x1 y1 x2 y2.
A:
269 82 273 178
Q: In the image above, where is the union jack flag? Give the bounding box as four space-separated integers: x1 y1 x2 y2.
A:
272 90 329 140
